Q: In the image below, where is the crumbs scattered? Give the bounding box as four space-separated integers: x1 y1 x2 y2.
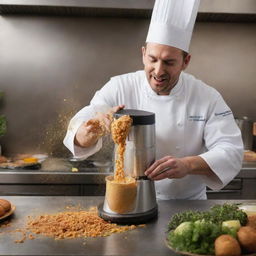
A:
26 209 139 240
14 229 27 243
28 234 35 240
0 205 145 244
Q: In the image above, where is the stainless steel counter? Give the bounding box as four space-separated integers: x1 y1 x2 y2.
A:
0 196 255 256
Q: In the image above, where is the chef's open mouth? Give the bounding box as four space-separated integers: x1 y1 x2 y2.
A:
153 76 167 82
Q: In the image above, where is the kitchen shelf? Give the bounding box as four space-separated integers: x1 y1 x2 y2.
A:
0 0 255 22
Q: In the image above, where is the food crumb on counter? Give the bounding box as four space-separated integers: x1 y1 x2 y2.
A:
14 229 27 243
0 206 145 244
28 234 35 240
25 207 143 240
65 204 83 211
71 167 79 172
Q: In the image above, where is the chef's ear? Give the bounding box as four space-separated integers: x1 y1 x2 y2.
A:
182 53 191 70
142 45 146 65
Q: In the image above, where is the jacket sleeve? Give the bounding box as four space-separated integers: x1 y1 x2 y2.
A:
199 94 244 190
63 78 119 159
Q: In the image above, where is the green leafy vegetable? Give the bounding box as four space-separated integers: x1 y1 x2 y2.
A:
167 204 247 255
168 219 238 255
209 204 247 225
168 203 247 230
168 210 206 230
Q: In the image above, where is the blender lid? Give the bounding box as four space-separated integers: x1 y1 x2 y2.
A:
114 109 155 125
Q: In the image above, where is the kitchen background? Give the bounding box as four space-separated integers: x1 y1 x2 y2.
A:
0 1 255 159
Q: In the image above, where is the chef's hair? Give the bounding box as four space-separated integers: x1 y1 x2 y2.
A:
182 51 189 60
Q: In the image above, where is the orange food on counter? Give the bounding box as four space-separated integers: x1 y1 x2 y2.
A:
26 208 140 240
22 157 38 163
243 151 256 162
0 156 8 163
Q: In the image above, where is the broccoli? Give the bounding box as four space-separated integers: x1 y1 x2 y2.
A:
168 203 247 230
209 203 247 225
168 219 239 254
168 210 206 230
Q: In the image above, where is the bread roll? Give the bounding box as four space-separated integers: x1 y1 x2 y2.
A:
237 226 256 253
246 215 256 230
0 204 6 217
0 199 11 212
215 234 241 256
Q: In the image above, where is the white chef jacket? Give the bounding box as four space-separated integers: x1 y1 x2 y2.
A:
64 70 243 200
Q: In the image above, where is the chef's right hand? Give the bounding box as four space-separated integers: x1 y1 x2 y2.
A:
74 105 125 148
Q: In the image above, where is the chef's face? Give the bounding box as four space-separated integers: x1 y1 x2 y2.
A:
142 43 190 95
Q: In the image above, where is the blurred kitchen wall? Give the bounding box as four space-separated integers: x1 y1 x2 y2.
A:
0 16 255 157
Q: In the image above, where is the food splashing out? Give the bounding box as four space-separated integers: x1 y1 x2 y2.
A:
106 114 137 213
111 115 133 183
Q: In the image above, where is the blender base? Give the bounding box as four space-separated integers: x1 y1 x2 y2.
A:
98 202 158 224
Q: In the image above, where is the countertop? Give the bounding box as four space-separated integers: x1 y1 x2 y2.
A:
0 196 255 256
0 161 256 185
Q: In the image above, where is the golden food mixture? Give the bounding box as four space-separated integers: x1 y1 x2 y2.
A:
86 112 114 137
111 115 132 182
105 176 137 214
26 208 142 240
86 119 105 137
0 207 144 243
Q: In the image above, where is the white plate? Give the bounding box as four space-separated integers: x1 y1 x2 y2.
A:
165 239 213 256
239 203 256 216
165 236 256 256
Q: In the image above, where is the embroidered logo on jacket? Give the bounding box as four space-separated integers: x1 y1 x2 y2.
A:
188 115 206 122
214 110 232 117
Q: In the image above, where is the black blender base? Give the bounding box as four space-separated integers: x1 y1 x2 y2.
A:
98 202 158 225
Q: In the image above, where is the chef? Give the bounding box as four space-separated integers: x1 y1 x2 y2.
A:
64 0 243 199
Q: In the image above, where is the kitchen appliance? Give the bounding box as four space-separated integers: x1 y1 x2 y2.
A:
98 109 158 224
235 116 254 151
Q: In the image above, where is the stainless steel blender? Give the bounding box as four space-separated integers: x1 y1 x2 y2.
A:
98 109 158 224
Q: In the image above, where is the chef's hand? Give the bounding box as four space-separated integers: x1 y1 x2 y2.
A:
74 104 125 148
144 156 191 181
145 155 213 180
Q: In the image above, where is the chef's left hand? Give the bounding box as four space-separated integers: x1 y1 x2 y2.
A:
144 156 190 180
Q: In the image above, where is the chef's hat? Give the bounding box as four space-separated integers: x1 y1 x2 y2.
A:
146 0 200 52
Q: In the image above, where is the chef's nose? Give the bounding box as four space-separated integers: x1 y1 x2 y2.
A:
154 61 165 77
